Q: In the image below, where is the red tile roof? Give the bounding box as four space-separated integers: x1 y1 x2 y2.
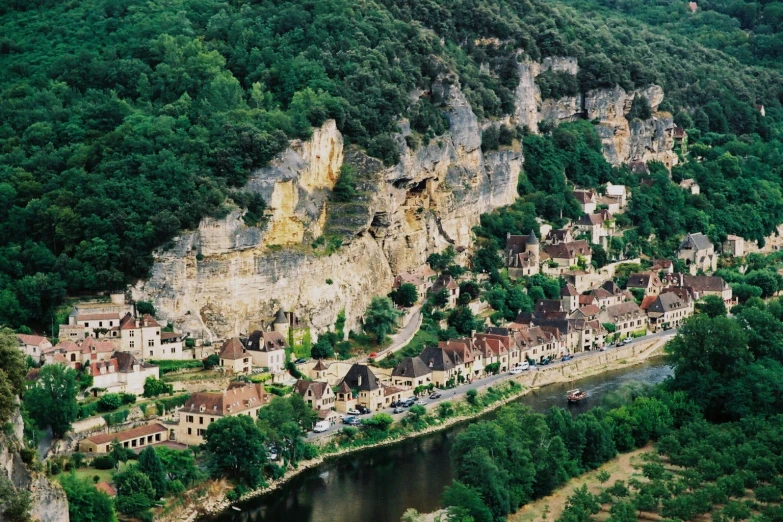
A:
17 334 49 346
87 423 168 445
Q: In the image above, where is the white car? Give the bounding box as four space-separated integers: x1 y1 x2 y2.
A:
313 421 331 433
346 408 361 416
415 399 427 406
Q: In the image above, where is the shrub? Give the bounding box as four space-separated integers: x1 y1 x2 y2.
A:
167 480 186 496
97 394 123 412
92 455 116 470
120 393 136 405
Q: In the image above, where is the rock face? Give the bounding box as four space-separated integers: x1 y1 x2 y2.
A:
0 408 69 522
135 79 521 337
136 56 677 338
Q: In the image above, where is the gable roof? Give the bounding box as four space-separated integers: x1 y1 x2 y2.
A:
561 284 578 297
419 346 457 372
247 330 287 352
506 234 533 255
87 423 167 445
602 302 645 321
312 359 330 371
682 275 727 293
544 240 592 260
181 382 268 417
577 304 601 317
17 334 49 347
536 300 563 313
573 189 596 204
219 338 247 360
432 275 458 292
293 380 331 400
576 213 605 226
679 233 713 251
649 292 687 313
392 357 432 378
339 364 380 391
640 295 657 311
626 273 661 289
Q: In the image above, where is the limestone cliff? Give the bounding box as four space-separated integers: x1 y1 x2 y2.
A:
134 79 521 337
0 408 69 522
136 55 677 338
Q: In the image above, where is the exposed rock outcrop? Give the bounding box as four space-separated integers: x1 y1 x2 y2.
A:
0 408 69 522
136 56 677 338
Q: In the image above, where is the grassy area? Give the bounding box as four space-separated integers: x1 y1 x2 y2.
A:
162 369 222 383
151 359 204 374
376 321 438 368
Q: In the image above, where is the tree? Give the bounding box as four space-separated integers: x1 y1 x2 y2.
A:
24 363 78 438
608 501 638 522
138 447 167 499
156 447 202 487
447 306 481 336
257 395 317 465
332 165 358 202
143 376 173 398
442 481 494 522
97 394 122 411
0 475 31 522
432 288 451 308
135 301 156 317
310 337 334 360
114 468 155 517
60 473 117 522
203 354 220 369
390 283 418 308
204 415 267 487
363 297 403 342
698 295 727 318
361 413 393 431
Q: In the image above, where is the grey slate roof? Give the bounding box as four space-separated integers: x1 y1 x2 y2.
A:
679 233 713 251
339 364 380 391
392 357 432 378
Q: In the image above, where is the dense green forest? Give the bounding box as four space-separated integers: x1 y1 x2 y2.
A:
440 297 783 522
1 0 783 329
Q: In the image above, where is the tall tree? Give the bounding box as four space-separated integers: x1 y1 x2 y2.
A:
204 415 267 487
137 447 167 499
363 297 403 342
24 363 78 438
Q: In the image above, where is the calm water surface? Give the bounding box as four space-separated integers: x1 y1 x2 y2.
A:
209 358 672 522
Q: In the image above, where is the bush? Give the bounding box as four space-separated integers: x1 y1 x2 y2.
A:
120 393 136 405
167 479 186 496
97 394 123 412
203 354 220 370
92 455 116 470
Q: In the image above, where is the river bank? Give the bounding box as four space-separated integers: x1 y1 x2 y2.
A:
162 335 671 522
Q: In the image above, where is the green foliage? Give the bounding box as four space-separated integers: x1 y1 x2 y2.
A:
150 359 203 375
310 337 335 360
24 363 78 438
137 446 167 499
363 296 403 342
156 446 203 488
697 295 727 318
447 306 482 336
142 376 174 398
153 394 190 415
0 474 31 522
627 95 652 121
360 413 394 431
442 481 494 522
60 473 117 522
331 165 359 203
114 468 155 518
204 415 267 487
390 283 419 308
257 394 316 466
536 70 580 100
135 301 156 317
91 455 116 470
97 394 123 412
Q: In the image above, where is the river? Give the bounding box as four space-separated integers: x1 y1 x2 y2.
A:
209 358 672 522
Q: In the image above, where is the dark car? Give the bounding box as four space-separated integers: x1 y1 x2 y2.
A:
357 405 371 415
561 354 574 362
403 398 416 407
342 416 360 426
393 406 404 414
294 358 307 365
429 392 442 399
540 358 551 366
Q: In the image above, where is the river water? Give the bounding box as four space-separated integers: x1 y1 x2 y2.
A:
209 358 672 522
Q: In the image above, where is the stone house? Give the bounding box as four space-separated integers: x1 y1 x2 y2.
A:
391 357 433 389
664 273 733 305
642 292 693 331
16 334 52 359
334 382 356 413
87 352 159 395
119 313 161 358
429 275 461 308
440 339 481 380
723 235 745 257
418 346 463 387
679 179 700 195
246 330 287 373
573 189 598 214
218 338 252 374
677 233 717 274
604 183 628 211
293 380 336 411
337 364 385 411
79 423 168 454
393 272 431 300
177 382 270 445
599 302 648 338
542 240 592 271
504 231 540 278
512 326 561 363
573 210 614 246
626 272 663 296
546 229 573 245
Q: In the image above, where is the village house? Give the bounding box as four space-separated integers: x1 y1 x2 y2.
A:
293 380 336 411
650 259 674 275
66 297 129 341
573 210 614 246
336 364 385 411
158 332 186 359
16 334 52 359
430 274 461 308
246 327 287 373
218 338 252 374
42 341 83 369
626 272 663 296
418 345 463 387
573 189 598 214
310 359 331 381
79 423 168 454
87 352 159 395
546 228 573 245
679 179 700 195
177 382 270 445
542 240 592 273
599 302 648 338
561 284 579 313
664 273 734 305
391 357 433 389
80 336 118 365
393 271 432 299
642 292 693 331
604 183 628 209
723 235 745 257
440 339 481 380
504 231 540 278
677 233 717 274
473 333 511 373
334 382 356 413
513 326 561 363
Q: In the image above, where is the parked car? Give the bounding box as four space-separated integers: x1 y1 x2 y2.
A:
294 358 307 365
346 408 361 416
342 416 360 426
561 354 574 362
357 406 371 415
429 392 442 399
393 406 404 414
510 362 530 374
539 358 551 366
313 421 331 433
369 352 378 358
415 399 427 406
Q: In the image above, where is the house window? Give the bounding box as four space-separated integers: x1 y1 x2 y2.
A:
70 353 76 362
85 323 89 327
130 331 135 337
130 341 135 348
199 417 203 425
186 415 194 423
187 428 192 435
156 330 160 336
197 429 205 437
149 351 153 356
109 321 113 327
148 340 154 347
99 321 103 327
172 348 176 354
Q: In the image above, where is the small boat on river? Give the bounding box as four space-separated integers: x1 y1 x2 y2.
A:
567 389 587 404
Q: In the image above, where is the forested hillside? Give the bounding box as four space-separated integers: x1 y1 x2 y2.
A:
1 0 782 329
